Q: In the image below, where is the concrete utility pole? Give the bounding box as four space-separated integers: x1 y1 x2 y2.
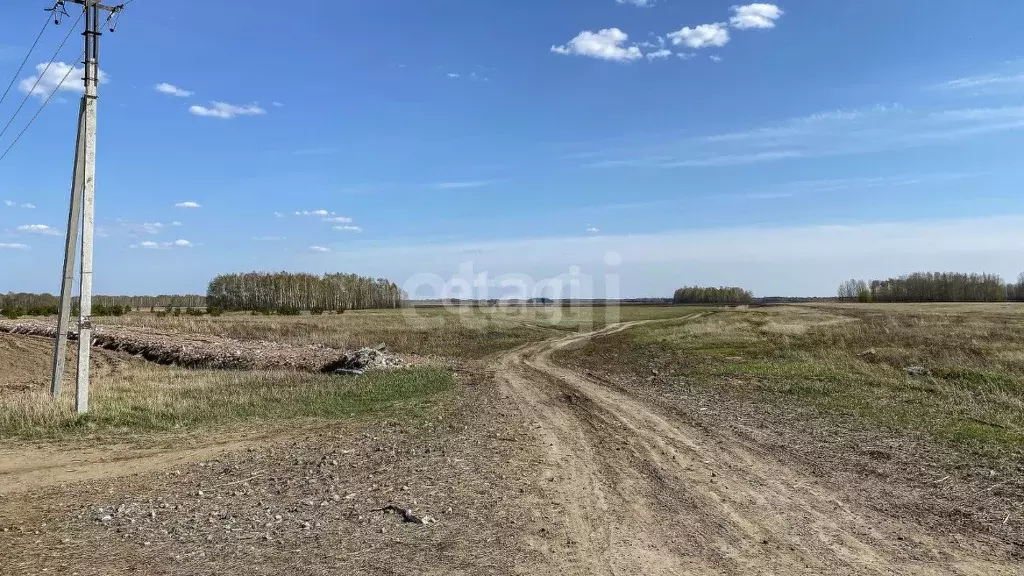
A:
50 98 85 399
50 0 124 414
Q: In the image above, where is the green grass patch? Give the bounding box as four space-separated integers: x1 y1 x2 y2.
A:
0 366 455 439
580 305 1024 461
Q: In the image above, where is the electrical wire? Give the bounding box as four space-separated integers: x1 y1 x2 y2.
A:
0 51 84 165
0 12 53 111
0 8 83 145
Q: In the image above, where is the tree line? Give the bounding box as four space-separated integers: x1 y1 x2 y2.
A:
1 292 208 315
673 286 754 305
1 293 137 319
838 272 1024 303
206 272 403 312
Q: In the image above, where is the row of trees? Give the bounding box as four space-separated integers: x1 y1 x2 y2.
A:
206 272 404 312
673 286 754 305
0 292 205 312
0 292 133 319
838 272 1024 303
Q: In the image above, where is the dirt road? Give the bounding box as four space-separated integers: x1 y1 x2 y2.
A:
496 319 1019 575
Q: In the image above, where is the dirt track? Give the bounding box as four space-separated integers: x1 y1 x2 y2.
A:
496 318 1019 575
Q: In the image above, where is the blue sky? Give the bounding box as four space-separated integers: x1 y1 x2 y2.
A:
3 0 1024 298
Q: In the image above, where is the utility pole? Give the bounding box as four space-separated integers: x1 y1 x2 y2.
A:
50 0 124 414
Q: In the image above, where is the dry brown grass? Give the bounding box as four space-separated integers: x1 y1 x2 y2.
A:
554 303 1024 544
100 306 696 359
0 305 697 439
623 304 1024 451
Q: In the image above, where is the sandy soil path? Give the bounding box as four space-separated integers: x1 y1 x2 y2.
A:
496 318 1018 575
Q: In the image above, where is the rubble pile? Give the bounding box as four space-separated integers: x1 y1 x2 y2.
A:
321 344 406 375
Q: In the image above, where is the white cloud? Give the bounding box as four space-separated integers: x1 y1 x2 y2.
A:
677 53 696 60
155 82 193 97
617 0 655 6
324 216 353 223
272 101 284 107
189 101 266 119
274 211 285 218
295 209 329 216
175 201 201 208
132 239 193 249
333 225 362 232
710 54 723 63
646 49 672 61
639 38 667 49
934 73 1024 95
552 28 643 62
434 181 491 189
0 243 29 250
253 236 286 241
730 3 784 30
19 61 108 98
2 200 13 207
582 103 1024 169
20 203 35 209
667 23 730 49
17 224 59 236
586 226 600 233
309 246 331 253
171 221 182 226
662 150 805 167
447 72 461 79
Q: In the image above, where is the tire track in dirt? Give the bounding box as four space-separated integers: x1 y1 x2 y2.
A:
0 438 257 496
496 317 1019 575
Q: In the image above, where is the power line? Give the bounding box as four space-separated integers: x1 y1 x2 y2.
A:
0 8 83 145
0 51 84 164
0 12 53 112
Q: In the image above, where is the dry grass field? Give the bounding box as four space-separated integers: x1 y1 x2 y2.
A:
555 303 1024 547
3 303 1023 574
101 305 689 358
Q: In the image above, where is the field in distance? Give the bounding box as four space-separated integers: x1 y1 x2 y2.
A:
97 304 696 359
